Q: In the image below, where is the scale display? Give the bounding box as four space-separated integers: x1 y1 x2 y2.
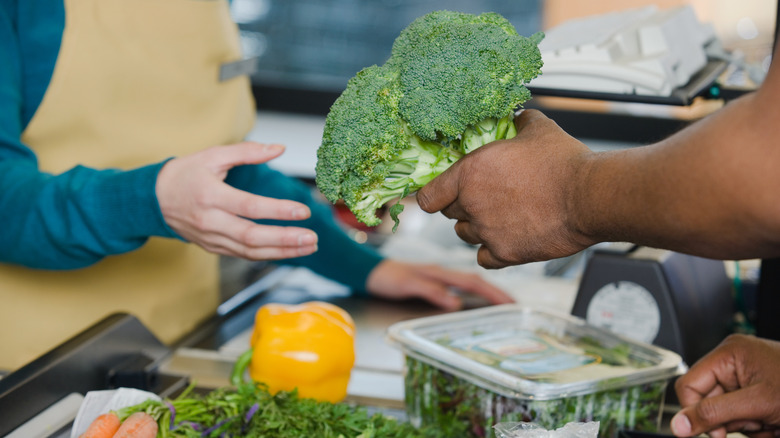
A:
572 245 734 366
586 281 661 344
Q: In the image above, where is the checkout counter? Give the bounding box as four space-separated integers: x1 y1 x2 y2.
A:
0 192 584 436
0 180 748 437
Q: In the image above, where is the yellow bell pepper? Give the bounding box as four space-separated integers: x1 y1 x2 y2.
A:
247 301 356 403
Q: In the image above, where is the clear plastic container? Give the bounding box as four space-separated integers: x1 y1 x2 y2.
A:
386 305 687 438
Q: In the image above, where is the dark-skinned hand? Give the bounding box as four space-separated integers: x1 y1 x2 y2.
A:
672 334 780 438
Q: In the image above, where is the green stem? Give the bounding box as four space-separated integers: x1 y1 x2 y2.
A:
231 348 254 387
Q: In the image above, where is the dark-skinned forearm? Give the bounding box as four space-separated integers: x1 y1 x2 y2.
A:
571 91 780 260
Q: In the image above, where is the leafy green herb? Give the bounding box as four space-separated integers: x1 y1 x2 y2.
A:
115 380 455 438
113 353 452 438
575 336 640 368
405 357 667 438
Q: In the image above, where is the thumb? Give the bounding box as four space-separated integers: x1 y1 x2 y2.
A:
671 386 770 437
416 163 460 214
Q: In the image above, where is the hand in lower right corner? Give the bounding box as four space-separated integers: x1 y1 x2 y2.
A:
671 334 780 438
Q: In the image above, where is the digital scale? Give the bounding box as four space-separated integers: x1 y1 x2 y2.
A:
571 244 735 366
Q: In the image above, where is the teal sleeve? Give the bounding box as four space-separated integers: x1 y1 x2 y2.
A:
0 159 179 269
225 164 384 294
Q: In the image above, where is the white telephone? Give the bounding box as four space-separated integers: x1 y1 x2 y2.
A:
529 5 717 97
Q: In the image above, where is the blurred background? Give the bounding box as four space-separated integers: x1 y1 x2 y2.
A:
231 0 777 115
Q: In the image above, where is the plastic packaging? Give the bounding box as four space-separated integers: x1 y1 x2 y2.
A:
494 421 600 438
387 305 686 438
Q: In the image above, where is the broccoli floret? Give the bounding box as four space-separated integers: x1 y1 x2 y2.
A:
315 10 544 230
315 64 463 228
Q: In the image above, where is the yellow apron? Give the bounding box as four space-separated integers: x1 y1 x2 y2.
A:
0 0 255 370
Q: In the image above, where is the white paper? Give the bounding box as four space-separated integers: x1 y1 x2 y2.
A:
69 388 160 438
494 421 600 438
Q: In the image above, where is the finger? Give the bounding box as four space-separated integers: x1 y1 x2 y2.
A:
423 267 514 305
197 218 319 260
241 243 319 261
445 272 515 304
709 426 728 438
476 245 510 270
745 428 780 438
408 278 462 311
204 238 318 260
726 420 765 435
216 185 311 221
453 220 481 245
746 431 779 438
192 210 316 248
675 355 737 408
222 215 318 249
673 385 772 438
440 201 469 221
416 162 462 214
207 142 287 171
703 384 725 401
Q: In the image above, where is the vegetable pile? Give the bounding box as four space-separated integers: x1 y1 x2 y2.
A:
81 310 450 438
97 381 454 438
315 10 544 230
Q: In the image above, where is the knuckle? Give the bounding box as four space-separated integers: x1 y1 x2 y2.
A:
674 377 686 395
453 223 474 243
237 247 256 260
280 229 309 247
722 333 746 344
242 248 268 261
476 246 504 269
191 213 211 232
487 242 515 265
238 224 258 246
193 189 216 208
239 196 261 218
523 108 542 118
276 231 297 247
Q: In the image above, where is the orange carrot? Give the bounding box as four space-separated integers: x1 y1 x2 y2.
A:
79 412 121 438
111 412 158 438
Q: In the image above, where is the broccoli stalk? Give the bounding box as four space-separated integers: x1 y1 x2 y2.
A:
315 10 544 230
353 134 464 230
459 114 518 154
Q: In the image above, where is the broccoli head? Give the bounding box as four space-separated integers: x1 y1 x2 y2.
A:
316 10 544 230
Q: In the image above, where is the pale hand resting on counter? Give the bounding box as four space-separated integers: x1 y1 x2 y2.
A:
366 259 514 310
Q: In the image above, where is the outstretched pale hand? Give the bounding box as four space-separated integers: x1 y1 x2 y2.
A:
417 110 595 268
365 259 514 310
672 334 780 438
156 142 318 260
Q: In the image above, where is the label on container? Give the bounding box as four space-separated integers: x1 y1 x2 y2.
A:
448 330 597 377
